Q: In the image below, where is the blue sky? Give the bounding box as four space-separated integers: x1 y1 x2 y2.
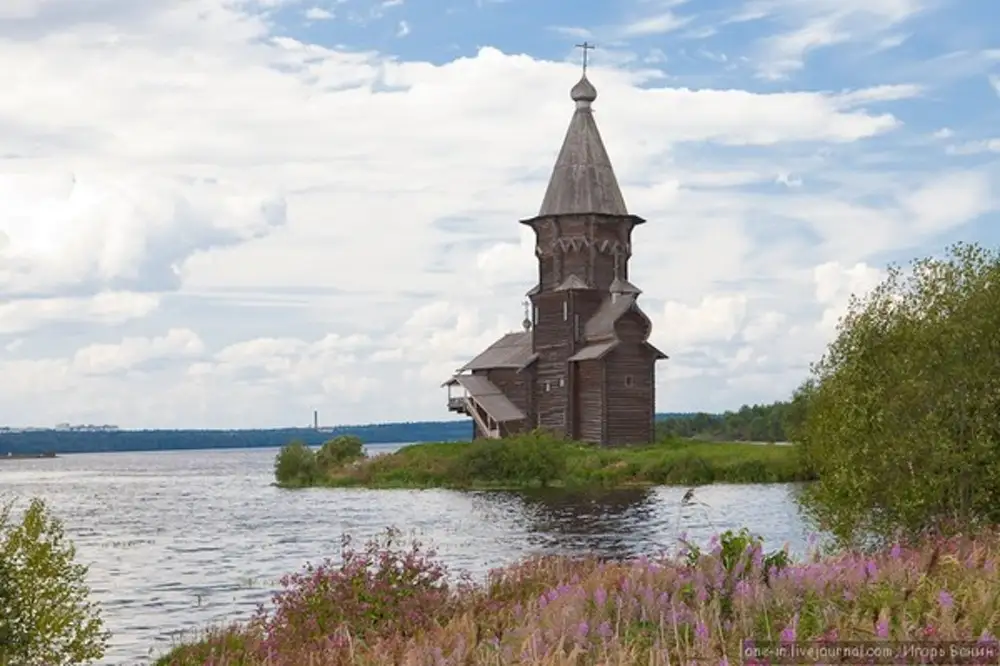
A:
0 0 998 428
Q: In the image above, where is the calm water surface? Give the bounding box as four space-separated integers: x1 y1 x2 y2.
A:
0 444 812 665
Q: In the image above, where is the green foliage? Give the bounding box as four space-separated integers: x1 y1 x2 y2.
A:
306 433 811 490
274 440 318 487
315 435 364 471
797 242 1000 547
449 429 570 488
0 498 109 666
655 400 800 442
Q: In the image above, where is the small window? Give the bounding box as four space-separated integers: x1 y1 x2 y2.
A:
544 382 551 392
559 377 565 387
624 375 634 388
562 300 569 321
574 314 581 339
533 306 539 324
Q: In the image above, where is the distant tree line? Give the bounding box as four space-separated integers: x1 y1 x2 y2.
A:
655 400 805 443
0 421 474 456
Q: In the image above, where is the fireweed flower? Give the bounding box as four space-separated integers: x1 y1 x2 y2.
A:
695 620 709 641
938 590 954 609
780 613 798 642
598 621 612 639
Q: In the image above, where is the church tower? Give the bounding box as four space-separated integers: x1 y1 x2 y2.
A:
520 59 664 442
446 50 666 445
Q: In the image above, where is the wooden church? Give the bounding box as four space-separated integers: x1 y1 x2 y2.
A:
443 62 667 446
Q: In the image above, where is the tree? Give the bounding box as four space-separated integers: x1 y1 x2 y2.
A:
0 498 109 665
315 435 364 471
797 242 1000 547
274 440 319 486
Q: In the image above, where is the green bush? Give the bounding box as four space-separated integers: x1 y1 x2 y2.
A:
797 242 1000 547
0 498 109 665
274 440 318 487
450 430 570 487
315 435 364 471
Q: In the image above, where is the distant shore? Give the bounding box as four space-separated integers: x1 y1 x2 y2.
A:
0 451 57 460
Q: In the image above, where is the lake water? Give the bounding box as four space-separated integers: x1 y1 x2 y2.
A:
0 444 813 665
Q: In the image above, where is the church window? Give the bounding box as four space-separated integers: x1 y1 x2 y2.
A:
624 375 634 388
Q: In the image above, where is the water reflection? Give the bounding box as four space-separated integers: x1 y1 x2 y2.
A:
496 487 662 558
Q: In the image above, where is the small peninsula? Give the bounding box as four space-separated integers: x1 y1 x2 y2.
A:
273 431 810 490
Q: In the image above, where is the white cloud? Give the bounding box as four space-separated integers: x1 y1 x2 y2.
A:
73 328 204 375
946 139 1000 155
304 7 334 21
548 26 592 39
0 0 994 427
747 0 929 79
618 12 691 37
655 295 749 350
0 292 159 334
396 20 410 37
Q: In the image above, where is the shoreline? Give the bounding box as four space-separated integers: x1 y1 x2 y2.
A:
275 435 812 490
0 452 57 460
153 529 1000 666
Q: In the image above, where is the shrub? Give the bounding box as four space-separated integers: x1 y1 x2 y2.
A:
451 430 570 487
797 242 1000 547
249 527 458 659
0 498 109 665
315 435 364 471
162 528 1000 665
274 440 318 487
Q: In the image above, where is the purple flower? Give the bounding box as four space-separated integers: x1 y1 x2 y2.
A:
598 621 612 638
780 614 798 642
890 543 901 559
576 621 589 638
695 621 709 641
938 590 954 609
876 619 889 638
594 587 607 606
865 560 878 578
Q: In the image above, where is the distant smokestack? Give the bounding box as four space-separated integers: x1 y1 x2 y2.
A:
313 410 318 429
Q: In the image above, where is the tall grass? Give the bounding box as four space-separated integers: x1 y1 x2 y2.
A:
286 432 811 490
155 527 1000 665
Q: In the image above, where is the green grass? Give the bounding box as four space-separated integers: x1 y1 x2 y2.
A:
278 431 814 490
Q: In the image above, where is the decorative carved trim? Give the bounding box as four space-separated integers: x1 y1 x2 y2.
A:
552 236 630 255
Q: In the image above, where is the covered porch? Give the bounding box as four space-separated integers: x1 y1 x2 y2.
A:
442 374 526 439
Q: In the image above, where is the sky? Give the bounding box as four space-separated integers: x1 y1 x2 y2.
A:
0 0 998 429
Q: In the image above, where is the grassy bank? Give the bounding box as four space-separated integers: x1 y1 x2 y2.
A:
276 432 812 490
155 528 1000 665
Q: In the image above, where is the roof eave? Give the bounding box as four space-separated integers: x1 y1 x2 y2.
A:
643 342 669 360
519 213 646 226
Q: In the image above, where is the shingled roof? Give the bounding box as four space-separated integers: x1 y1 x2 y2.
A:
537 75 629 217
458 331 537 371
575 294 668 361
